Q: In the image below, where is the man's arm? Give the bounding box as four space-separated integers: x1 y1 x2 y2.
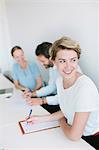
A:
34 68 57 97
25 94 59 106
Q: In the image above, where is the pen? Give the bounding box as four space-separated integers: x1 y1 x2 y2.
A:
29 88 32 92
27 109 32 119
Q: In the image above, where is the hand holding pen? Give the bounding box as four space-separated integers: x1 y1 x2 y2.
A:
23 88 32 98
26 109 32 124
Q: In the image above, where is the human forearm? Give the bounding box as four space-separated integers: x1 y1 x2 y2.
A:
25 97 48 106
60 112 90 141
33 85 41 92
14 81 26 91
27 110 64 123
39 111 64 122
59 117 81 141
33 83 42 91
48 111 64 121
15 85 25 90
36 84 56 97
42 111 64 122
33 78 42 91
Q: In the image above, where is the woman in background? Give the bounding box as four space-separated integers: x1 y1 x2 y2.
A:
11 46 42 92
26 37 99 149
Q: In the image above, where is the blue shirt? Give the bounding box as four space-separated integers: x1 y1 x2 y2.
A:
12 61 41 90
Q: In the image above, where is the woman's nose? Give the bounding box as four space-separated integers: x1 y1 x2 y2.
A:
64 62 71 70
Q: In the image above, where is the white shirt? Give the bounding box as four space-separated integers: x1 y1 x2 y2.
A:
47 74 99 136
36 65 82 97
36 67 59 97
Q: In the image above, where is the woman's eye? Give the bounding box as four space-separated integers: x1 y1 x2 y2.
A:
72 59 76 62
59 60 62 63
59 60 65 63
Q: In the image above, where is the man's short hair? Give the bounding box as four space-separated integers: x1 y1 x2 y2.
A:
35 42 52 59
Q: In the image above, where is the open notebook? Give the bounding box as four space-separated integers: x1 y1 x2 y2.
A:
19 120 60 134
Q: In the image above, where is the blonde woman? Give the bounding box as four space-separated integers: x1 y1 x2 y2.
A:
26 37 99 149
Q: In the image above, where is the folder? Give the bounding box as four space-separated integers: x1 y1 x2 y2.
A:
19 119 60 134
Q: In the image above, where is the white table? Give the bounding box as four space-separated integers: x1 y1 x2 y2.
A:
0 75 95 150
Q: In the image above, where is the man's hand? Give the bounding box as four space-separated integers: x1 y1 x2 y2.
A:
25 97 42 106
31 91 37 97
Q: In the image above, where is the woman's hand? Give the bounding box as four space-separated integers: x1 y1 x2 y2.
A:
26 115 50 124
23 90 32 98
26 111 64 125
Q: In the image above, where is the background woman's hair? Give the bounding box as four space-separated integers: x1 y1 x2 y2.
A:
11 46 22 57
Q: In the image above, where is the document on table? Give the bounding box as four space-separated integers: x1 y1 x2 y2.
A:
19 120 60 134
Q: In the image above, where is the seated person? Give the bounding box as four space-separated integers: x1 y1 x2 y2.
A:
24 42 60 113
24 42 82 113
24 42 59 98
26 36 99 149
11 46 42 92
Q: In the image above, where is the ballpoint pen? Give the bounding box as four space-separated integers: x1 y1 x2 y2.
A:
27 109 32 120
26 109 32 124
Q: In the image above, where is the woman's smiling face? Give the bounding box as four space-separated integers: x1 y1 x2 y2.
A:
55 49 78 80
13 49 25 64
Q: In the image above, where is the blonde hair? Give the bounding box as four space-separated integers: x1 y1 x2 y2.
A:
50 36 81 60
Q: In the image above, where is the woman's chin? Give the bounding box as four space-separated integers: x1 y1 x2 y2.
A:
65 76 72 80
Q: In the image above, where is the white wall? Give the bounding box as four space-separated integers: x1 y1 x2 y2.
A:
0 0 12 72
1 0 99 89
97 7 99 89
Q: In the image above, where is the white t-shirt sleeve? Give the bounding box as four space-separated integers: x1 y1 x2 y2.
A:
46 95 59 105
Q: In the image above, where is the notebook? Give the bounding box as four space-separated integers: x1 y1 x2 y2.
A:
19 119 60 134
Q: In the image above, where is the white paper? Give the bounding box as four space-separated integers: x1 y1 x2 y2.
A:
20 120 59 134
